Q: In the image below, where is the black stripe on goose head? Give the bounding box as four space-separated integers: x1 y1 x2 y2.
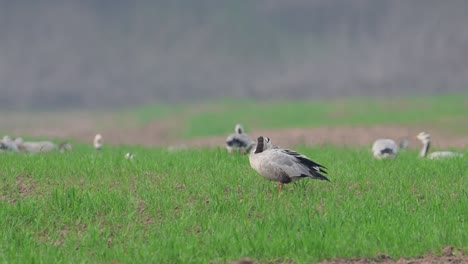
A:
235 124 243 134
255 136 265 154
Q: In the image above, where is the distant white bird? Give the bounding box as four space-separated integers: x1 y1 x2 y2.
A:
1 136 71 154
19 140 72 153
94 134 103 151
372 139 398 159
225 124 254 154
249 136 330 192
416 132 464 159
125 152 135 160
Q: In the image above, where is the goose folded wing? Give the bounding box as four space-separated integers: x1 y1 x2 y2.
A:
266 150 329 181
281 149 328 174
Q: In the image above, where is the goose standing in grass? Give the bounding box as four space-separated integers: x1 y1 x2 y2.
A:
416 132 464 159
249 136 330 192
94 134 103 151
225 124 255 154
372 139 398 159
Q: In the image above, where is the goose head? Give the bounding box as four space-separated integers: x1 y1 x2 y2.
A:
416 132 431 144
235 124 244 134
254 136 273 154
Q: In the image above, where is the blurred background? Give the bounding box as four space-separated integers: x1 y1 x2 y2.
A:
1 1 467 150
1 0 467 110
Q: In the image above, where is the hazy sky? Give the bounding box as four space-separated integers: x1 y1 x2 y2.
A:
1 1 467 109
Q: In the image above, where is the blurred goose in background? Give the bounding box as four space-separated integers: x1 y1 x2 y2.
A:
19 140 72 153
225 124 254 154
372 139 398 159
249 136 330 192
94 134 103 151
1 135 19 152
125 152 135 160
416 132 464 159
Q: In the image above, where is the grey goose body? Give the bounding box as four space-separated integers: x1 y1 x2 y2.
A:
372 139 398 159
249 136 330 192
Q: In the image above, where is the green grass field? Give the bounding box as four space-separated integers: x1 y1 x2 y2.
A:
1 95 467 263
1 145 466 263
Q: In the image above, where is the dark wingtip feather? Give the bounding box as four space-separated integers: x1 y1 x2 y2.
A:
300 172 331 182
315 173 331 182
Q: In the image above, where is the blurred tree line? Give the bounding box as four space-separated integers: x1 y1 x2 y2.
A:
0 0 467 109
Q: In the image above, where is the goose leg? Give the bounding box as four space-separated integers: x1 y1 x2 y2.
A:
278 183 283 193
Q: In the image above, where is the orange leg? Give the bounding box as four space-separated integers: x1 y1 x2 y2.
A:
278 183 283 193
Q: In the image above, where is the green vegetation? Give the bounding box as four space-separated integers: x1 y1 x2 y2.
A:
1 146 466 263
1 95 466 262
127 95 468 138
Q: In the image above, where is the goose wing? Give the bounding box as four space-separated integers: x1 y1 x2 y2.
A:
267 148 330 181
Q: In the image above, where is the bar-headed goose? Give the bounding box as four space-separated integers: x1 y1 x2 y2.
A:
372 139 398 159
249 136 330 192
416 132 464 159
94 134 103 151
225 124 254 154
